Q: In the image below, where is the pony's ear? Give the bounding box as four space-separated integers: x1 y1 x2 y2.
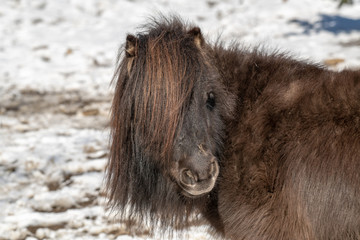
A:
125 34 137 58
187 27 204 48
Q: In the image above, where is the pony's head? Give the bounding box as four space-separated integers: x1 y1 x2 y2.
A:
107 16 235 228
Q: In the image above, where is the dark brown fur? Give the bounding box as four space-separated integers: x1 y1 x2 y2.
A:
107 16 360 239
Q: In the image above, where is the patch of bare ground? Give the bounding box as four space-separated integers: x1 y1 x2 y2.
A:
0 88 112 130
1 88 111 116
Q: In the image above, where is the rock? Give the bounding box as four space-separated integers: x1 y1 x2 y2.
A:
82 108 99 116
64 48 73 56
323 58 345 66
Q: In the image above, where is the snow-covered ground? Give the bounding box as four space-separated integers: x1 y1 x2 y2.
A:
0 0 359 239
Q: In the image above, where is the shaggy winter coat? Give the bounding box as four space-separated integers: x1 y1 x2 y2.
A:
107 16 360 240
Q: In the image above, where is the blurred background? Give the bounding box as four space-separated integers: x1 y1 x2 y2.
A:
0 0 359 239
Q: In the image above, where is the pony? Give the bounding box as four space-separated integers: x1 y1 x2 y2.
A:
106 16 360 239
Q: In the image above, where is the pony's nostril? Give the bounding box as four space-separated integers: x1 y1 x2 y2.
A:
210 161 216 175
181 169 198 186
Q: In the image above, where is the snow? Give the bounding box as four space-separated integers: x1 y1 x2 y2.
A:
1 0 359 239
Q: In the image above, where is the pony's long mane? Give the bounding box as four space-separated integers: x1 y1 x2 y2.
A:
106 17 209 229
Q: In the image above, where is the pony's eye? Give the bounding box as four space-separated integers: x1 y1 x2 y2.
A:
206 92 216 110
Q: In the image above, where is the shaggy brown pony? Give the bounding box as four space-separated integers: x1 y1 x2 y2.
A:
106 16 360 239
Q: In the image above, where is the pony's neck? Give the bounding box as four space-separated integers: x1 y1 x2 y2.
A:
210 44 323 115
211 46 277 107
210 45 268 113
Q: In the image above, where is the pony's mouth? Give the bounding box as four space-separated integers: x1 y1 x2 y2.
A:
178 160 219 198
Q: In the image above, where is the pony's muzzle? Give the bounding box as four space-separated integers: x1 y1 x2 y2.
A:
178 157 219 197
